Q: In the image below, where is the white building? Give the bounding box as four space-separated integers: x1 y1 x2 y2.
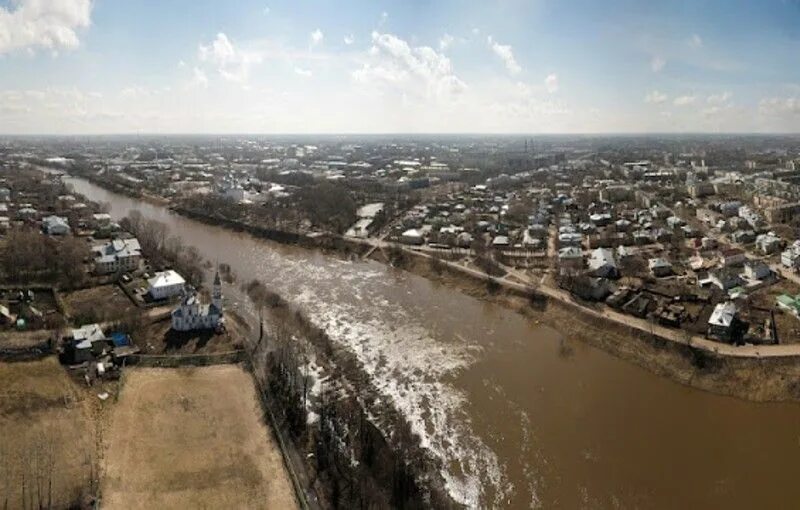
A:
756 232 782 255
92 213 112 226
171 271 224 332
400 229 424 245
744 260 771 281
648 258 672 277
42 215 70 235
782 241 800 269
708 301 737 342
147 270 186 300
93 238 142 275
588 248 618 278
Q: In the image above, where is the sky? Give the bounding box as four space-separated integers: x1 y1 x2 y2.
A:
1 0 800 134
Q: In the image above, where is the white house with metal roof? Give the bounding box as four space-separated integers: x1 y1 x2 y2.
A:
147 270 186 300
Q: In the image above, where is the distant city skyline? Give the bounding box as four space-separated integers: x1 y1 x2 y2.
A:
2 0 800 134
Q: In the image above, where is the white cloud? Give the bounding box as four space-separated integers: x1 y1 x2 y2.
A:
650 56 665 73
344 34 355 45
490 81 571 120
294 66 312 77
192 67 209 88
487 36 521 75
707 91 732 104
379 11 388 26
644 90 668 104
438 33 454 51
759 97 800 116
310 29 324 48
198 33 263 83
263 6 270 15
544 73 558 94
121 86 145 98
0 0 93 55
688 34 703 48
673 95 696 106
352 31 466 103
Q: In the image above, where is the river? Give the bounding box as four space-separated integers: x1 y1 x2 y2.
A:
66 175 800 509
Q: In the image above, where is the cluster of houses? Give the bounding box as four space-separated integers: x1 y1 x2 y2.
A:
61 269 225 368
394 184 553 251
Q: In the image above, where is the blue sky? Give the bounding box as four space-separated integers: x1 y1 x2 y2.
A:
1 0 800 134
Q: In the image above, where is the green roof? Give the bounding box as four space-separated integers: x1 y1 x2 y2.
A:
777 294 800 312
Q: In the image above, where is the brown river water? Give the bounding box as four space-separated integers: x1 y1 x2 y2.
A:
66 175 800 509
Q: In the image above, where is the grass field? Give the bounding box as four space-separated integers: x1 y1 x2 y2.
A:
101 365 298 509
0 358 96 509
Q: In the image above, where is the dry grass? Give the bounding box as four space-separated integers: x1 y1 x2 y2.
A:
101 365 298 509
0 358 96 508
62 284 137 323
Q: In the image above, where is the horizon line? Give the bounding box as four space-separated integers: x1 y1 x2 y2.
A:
3 131 800 138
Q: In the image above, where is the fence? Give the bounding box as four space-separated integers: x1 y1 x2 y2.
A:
123 350 247 367
0 340 53 361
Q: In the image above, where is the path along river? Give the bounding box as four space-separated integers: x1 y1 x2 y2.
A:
67 175 800 509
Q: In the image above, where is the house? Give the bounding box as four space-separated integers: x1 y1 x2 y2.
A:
731 230 756 244
492 235 510 249
558 231 583 246
738 205 764 229
400 229 424 245
707 301 738 342
147 270 186 300
16 207 37 220
71 323 105 343
777 294 800 316
455 232 473 248
581 277 613 301
755 232 782 255
616 245 632 260
719 248 746 267
92 213 112 227
720 201 742 217
708 268 743 291
697 237 717 250
93 237 142 274
66 323 107 363
558 246 584 268
171 271 224 332
589 212 612 227
648 258 672 277
782 241 800 269
743 260 771 281
615 219 632 232
0 304 16 325
42 215 70 235
0 187 10 201
666 216 685 229
588 248 618 278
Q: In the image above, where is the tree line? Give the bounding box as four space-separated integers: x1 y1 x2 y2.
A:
244 280 458 509
119 210 205 287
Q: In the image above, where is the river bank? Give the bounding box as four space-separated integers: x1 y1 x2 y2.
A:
388 251 800 402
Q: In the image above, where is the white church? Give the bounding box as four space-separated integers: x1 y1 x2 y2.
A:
170 270 225 332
